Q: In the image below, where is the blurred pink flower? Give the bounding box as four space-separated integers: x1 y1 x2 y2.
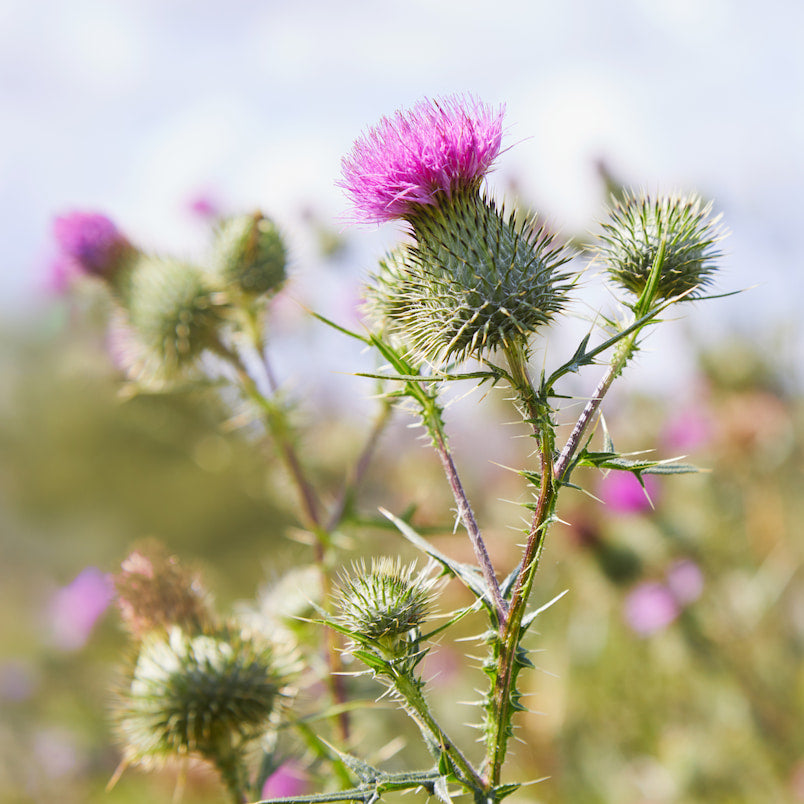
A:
340 95 504 223
52 211 129 278
185 190 222 221
598 471 658 514
666 559 704 605
624 581 679 636
48 567 113 651
261 763 308 799
662 406 713 452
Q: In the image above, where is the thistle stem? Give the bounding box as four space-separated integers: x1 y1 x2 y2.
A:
431 430 507 625
393 671 488 793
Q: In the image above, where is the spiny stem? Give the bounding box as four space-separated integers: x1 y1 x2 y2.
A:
393 671 488 793
431 430 508 626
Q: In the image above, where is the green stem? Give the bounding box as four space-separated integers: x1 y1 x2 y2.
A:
393 671 488 794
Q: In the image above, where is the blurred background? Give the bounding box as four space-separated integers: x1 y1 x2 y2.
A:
1 1 802 802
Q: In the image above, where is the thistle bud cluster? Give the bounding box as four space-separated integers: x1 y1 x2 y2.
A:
111 549 292 792
52 209 287 387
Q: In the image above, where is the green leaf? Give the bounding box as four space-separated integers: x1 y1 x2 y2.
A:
379 508 492 609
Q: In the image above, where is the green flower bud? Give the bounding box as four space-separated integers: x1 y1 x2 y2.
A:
364 191 572 365
124 256 228 380
599 191 724 303
334 558 438 658
114 625 285 768
211 212 287 297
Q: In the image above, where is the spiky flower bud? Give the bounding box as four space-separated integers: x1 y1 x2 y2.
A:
366 195 572 364
598 191 724 303
52 211 136 280
211 212 287 297
114 625 285 769
334 558 438 658
124 256 228 380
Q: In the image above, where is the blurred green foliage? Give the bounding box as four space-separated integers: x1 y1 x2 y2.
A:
0 290 802 802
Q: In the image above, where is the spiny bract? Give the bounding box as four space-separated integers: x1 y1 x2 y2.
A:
365 191 573 365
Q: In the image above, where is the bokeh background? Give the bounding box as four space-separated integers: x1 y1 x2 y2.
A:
1 1 802 803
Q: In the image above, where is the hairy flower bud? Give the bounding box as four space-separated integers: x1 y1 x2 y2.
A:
334 558 438 658
52 211 135 280
124 256 228 380
365 193 572 364
211 212 287 297
114 625 285 768
599 191 724 302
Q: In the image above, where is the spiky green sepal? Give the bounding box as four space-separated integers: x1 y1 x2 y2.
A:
365 191 573 365
114 624 287 769
599 191 724 303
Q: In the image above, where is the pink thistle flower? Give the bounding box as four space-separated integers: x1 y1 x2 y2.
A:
598 471 659 514
48 567 114 651
623 581 679 636
340 95 505 224
52 211 130 278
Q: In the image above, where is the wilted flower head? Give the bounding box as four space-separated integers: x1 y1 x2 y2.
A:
598 191 724 303
334 558 439 657
113 547 215 639
52 212 133 279
114 625 286 769
340 95 504 224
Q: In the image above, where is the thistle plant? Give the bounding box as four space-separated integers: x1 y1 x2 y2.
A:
55 94 731 803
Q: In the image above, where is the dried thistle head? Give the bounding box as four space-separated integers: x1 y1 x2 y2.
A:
113 624 287 769
598 191 725 303
333 558 439 658
113 546 215 639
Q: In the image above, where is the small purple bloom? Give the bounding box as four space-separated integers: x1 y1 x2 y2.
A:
666 559 704 605
598 471 658 514
48 567 114 651
52 211 128 277
340 95 504 223
624 581 679 636
186 191 222 221
261 763 308 799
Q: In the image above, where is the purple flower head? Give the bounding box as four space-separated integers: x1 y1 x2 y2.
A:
598 471 659 514
340 95 505 224
52 211 129 277
48 567 114 651
624 581 679 637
